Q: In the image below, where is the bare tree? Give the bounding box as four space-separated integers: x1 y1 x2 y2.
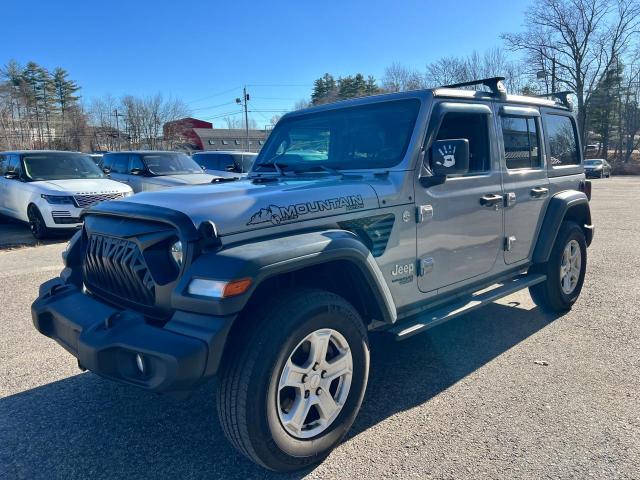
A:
502 0 640 143
381 62 426 92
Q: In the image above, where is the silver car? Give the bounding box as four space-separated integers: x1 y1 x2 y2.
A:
192 151 257 178
101 151 219 192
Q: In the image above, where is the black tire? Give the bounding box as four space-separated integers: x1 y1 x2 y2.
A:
529 221 587 313
217 288 369 472
27 205 51 239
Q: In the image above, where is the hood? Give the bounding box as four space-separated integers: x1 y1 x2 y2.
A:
122 177 380 236
34 178 132 195
145 173 218 186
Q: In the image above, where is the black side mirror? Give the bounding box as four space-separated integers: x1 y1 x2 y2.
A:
4 171 18 179
430 139 470 176
102 167 111 174
225 164 236 172
130 168 144 175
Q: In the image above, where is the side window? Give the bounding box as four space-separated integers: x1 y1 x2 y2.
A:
501 116 541 170
435 112 490 174
129 155 144 171
543 114 579 166
102 155 114 171
7 155 20 173
111 155 128 174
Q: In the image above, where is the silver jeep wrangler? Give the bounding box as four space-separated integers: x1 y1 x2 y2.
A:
32 77 593 471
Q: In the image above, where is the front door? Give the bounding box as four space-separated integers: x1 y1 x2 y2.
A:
415 101 504 293
498 106 550 264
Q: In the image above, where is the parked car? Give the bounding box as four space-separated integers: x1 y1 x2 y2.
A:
584 158 611 178
101 151 219 193
32 78 594 471
192 151 257 178
0 150 132 238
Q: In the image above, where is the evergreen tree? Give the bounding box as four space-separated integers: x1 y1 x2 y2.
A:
52 67 80 141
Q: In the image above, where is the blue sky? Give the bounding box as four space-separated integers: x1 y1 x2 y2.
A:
3 0 528 127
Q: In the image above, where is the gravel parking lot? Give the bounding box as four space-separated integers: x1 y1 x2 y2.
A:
1 177 638 479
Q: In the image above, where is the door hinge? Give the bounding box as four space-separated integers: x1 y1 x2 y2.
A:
416 205 433 223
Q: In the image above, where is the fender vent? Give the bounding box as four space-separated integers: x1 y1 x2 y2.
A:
339 214 395 257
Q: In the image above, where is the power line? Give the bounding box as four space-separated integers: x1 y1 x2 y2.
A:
185 86 241 105
190 101 237 113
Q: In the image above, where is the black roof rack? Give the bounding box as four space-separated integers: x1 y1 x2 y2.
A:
439 77 508 97
533 91 573 110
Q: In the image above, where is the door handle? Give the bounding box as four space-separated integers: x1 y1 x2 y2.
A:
480 194 503 208
530 187 549 198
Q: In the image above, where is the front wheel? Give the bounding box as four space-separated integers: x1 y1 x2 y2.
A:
217 288 369 471
27 205 51 239
529 221 587 312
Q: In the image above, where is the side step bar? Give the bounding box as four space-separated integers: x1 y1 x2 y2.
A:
388 273 547 341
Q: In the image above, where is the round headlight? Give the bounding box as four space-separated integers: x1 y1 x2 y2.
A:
170 241 183 267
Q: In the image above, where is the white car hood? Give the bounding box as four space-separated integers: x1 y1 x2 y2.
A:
35 178 132 195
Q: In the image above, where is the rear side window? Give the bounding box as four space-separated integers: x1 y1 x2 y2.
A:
435 112 490 174
543 114 579 166
501 116 541 170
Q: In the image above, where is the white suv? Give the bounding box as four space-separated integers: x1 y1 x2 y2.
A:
0 150 133 238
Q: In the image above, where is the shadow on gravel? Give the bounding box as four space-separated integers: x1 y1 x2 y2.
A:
0 302 558 480
0 215 70 250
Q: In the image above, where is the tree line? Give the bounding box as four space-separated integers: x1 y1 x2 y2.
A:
0 61 192 152
308 0 640 164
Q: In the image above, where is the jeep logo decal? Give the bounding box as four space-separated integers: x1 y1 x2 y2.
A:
247 195 365 226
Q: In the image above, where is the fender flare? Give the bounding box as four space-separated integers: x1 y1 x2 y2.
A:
172 229 397 324
532 190 593 264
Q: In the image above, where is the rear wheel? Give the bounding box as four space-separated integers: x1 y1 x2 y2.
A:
529 221 587 312
27 205 51 239
217 288 369 471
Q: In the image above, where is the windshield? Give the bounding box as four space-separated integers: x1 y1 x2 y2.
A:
194 153 257 172
142 153 204 175
22 152 105 181
584 160 603 166
255 99 420 172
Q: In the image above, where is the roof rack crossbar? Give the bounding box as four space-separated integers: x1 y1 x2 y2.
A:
533 91 573 110
439 76 507 96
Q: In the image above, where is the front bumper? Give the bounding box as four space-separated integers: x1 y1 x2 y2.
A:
32 278 235 396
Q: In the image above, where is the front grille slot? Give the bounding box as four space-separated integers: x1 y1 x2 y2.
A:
74 192 126 208
83 234 155 306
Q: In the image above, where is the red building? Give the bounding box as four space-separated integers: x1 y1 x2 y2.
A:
163 117 213 150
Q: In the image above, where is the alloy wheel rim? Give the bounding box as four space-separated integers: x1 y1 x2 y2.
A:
277 328 353 439
28 209 40 236
560 239 581 295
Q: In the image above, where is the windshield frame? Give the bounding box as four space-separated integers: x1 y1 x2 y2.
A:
20 152 106 182
253 97 423 174
141 153 205 176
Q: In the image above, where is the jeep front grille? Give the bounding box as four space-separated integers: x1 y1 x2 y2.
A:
74 192 126 209
83 234 155 306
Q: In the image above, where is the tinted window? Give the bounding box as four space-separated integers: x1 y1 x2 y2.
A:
194 153 233 171
141 153 203 175
102 154 114 170
436 112 490 173
21 152 105 181
0 155 6 175
501 116 541 170
258 99 420 170
544 114 579 166
129 155 144 171
7 155 20 173
111 155 129 174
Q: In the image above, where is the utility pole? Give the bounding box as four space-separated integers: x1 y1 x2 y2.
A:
236 86 250 153
113 109 124 151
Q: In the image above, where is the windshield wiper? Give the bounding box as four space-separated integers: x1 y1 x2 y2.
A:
254 161 289 176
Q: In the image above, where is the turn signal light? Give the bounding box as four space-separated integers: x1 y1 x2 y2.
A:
223 278 253 297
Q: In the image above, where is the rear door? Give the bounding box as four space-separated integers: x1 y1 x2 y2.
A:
498 105 549 264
